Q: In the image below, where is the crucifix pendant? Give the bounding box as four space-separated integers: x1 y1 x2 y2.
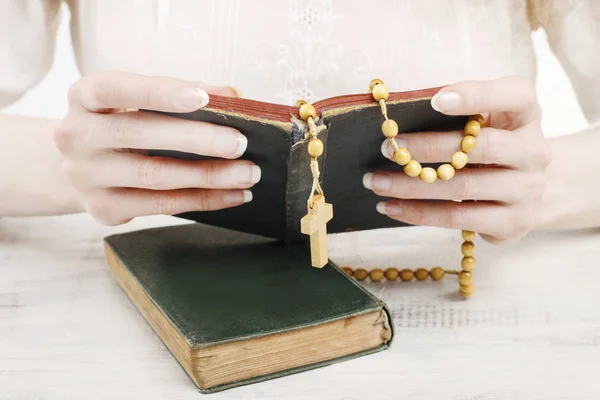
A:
301 195 334 268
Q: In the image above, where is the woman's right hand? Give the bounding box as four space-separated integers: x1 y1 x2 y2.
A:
54 70 260 225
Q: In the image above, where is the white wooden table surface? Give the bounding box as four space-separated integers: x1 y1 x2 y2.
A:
1 214 600 400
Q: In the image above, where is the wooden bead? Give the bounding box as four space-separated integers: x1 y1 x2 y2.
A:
381 119 399 138
404 160 422 177
460 283 476 297
461 256 476 272
461 241 475 257
370 268 385 282
437 164 455 181
459 271 473 285
460 136 477 153
430 267 446 281
469 114 485 126
415 268 429 281
384 267 399 281
341 266 353 276
399 269 414 281
394 148 411 166
354 268 368 281
372 83 389 101
464 120 481 137
369 79 385 91
299 103 316 120
307 139 324 157
462 230 476 241
451 151 468 170
419 167 437 183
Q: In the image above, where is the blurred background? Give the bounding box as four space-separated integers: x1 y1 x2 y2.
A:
0 3 591 138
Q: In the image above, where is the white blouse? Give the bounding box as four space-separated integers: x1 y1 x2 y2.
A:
1 0 599 123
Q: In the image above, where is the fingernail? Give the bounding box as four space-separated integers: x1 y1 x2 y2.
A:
224 190 253 205
178 87 210 109
363 172 374 189
431 91 461 113
231 164 261 184
215 132 248 158
377 201 402 216
364 173 391 192
380 138 406 159
376 201 387 215
386 202 403 216
226 86 242 98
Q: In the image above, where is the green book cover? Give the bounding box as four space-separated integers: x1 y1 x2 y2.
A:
104 223 394 393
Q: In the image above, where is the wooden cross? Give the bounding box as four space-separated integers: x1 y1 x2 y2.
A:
301 195 333 268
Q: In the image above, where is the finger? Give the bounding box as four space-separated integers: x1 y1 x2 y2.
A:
69 153 261 191
376 199 533 241
86 188 252 226
431 76 539 125
380 127 528 168
364 168 543 203
83 111 247 159
68 70 238 113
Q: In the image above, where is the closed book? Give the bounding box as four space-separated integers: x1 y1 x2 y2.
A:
104 223 393 393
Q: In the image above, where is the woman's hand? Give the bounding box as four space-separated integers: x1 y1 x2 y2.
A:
54 70 260 225
363 77 551 243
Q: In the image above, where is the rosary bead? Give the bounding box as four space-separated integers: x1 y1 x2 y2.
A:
394 148 411 166
451 151 469 170
404 160 422 177
369 78 385 91
462 230 476 241
430 266 446 280
341 266 354 276
399 269 414 281
458 271 473 285
419 167 437 183
372 83 390 101
415 268 430 281
307 138 324 157
464 120 481 137
461 241 475 257
460 136 477 153
370 268 385 282
437 164 456 181
381 119 399 138
299 103 317 120
461 256 476 272
354 268 369 281
460 283 476 297
469 114 485 126
385 267 399 281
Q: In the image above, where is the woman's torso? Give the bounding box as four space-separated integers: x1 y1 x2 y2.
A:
67 0 537 104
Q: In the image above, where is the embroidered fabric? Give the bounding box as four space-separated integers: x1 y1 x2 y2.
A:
1 0 599 124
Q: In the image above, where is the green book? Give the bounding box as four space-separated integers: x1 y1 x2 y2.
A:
104 223 393 393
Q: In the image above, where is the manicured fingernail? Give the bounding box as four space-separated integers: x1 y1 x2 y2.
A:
224 190 253 205
178 87 210 109
380 138 406 159
376 202 387 215
215 132 248 158
364 173 391 191
386 202 403 216
431 91 461 113
363 173 374 189
231 165 261 184
227 86 242 97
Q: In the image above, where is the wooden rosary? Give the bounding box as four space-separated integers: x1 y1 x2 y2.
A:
298 79 483 298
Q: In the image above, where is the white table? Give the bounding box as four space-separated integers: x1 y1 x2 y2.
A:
1 214 600 399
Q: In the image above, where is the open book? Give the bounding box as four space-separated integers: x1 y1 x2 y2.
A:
150 87 467 243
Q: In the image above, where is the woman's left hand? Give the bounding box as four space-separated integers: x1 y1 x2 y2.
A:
363 76 552 243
